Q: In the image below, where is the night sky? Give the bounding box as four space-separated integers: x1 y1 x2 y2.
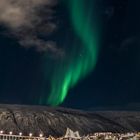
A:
0 0 139 110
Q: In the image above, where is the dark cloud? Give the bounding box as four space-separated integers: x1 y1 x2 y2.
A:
0 0 63 55
121 36 140 47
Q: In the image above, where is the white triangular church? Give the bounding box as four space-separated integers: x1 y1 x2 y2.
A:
64 128 81 139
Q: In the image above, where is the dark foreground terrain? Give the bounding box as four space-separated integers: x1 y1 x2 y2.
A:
0 104 139 136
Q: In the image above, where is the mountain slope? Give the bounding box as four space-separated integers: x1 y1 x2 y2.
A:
0 104 139 137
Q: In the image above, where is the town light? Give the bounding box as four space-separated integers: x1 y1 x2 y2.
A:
19 132 22 136
29 133 32 137
39 134 43 137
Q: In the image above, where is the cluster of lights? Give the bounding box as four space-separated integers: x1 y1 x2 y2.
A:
0 130 43 138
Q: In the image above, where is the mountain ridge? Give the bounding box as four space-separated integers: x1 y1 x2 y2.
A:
0 104 139 137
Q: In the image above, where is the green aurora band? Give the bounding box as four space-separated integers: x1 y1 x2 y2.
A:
44 0 99 106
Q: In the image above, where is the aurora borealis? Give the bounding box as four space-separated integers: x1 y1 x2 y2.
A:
43 0 99 106
0 0 139 110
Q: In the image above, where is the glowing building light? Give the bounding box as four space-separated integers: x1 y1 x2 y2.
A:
39 134 43 137
9 131 12 135
29 133 32 137
19 132 22 136
0 130 3 134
